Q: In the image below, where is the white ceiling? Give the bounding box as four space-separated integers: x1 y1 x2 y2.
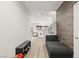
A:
23 1 63 16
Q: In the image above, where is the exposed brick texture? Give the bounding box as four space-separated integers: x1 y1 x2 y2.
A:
56 1 77 50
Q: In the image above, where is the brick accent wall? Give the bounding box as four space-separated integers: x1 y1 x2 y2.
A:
56 1 77 50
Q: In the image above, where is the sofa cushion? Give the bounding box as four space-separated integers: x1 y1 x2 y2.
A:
46 35 58 41
46 41 73 58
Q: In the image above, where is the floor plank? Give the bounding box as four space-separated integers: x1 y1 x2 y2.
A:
25 37 49 58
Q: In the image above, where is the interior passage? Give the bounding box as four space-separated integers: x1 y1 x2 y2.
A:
25 37 49 58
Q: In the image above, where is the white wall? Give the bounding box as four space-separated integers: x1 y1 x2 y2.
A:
74 2 79 58
0 2 31 57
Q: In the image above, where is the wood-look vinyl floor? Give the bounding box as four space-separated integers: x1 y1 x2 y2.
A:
25 37 49 58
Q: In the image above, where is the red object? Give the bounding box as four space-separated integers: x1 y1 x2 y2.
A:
17 53 23 58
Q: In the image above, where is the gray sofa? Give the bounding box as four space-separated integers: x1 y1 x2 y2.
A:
46 35 73 58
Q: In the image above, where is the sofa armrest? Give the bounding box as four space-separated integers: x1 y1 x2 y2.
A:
46 35 59 41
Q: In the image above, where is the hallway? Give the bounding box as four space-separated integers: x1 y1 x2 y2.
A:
25 37 48 58
0 1 77 58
